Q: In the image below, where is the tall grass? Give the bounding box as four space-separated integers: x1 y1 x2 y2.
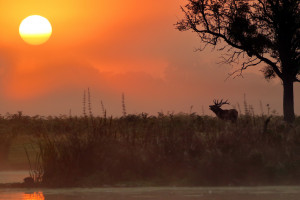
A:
0 112 26 166
0 130 14 165
1 111 300 186
33 113 300 187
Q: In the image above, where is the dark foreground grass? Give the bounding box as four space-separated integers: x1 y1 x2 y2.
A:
1 113 300 187
37 114 300 187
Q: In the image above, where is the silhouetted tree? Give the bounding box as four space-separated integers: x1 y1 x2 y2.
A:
176 0 300 122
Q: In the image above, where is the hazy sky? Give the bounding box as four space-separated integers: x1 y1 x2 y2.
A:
0 0 299 116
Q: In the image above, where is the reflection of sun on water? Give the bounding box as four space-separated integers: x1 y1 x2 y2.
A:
23 192 45 200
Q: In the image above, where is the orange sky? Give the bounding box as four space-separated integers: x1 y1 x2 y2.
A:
0 0 299 116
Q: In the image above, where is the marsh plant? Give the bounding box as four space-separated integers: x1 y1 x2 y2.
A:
1 110 299 186
0 112 26 166
33 113 300 187
0 131 14 164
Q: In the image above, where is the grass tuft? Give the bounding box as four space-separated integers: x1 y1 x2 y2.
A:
1 112 300 187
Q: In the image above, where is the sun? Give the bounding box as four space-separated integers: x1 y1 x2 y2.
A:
19 15 52 45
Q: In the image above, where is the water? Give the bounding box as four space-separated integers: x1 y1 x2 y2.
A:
1 186 300 200
1 172 300 200
0 171 29 184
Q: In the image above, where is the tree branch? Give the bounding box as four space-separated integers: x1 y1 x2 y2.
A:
178 1 292 81
188 17 283 79
253 53 283 79
226 57 263 79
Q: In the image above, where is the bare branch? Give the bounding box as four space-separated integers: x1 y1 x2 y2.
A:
177 0 298 82
180 4 282 78
226 57 263 80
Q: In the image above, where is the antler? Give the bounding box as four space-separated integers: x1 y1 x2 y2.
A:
213 99 230 107
213 99 218 105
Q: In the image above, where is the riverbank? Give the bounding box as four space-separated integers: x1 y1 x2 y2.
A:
2 186 300 200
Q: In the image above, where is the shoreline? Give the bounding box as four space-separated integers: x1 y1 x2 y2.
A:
1 181 300 189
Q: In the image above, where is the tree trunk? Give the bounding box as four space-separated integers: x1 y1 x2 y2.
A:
283 80 295 122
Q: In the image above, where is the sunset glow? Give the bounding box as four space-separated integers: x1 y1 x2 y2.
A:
22 192 45 200
19 15 52 45
0 0 296 116
0 0 300 195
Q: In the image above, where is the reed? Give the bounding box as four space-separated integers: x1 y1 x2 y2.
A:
34 114 300 187
0 131 14 165
1 111 300 187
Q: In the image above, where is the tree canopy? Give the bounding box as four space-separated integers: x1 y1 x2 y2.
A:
176 0 300 122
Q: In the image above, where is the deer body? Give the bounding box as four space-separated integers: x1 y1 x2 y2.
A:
209 99 238 122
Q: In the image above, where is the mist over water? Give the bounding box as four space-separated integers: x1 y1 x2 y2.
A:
1 172 300 199
1 187 300 200
0 171 28 184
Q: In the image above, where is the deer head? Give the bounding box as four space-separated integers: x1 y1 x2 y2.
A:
209 99 238 122
209 99 229 112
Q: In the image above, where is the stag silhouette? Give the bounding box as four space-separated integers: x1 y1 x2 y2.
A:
209 99 238 122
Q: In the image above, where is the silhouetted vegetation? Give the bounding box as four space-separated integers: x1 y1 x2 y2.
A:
1 111 300 187
176 0 300 122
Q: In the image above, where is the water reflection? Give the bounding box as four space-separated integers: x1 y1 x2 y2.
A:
23 192 45 200
1 187 300 200
0 191 45 200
